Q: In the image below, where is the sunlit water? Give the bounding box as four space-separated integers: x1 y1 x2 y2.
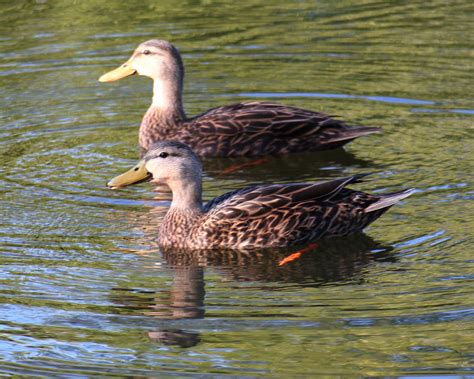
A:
1 0 473 376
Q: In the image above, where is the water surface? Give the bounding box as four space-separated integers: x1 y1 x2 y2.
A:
1 0 473 376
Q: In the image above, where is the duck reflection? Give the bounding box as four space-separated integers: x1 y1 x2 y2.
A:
162 234 394 285
110 234 393 348
202 148 380 182
146 266 204 348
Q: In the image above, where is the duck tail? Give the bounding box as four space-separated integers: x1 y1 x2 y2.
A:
364 188 415 213
326 126 382 144
348 172 374 184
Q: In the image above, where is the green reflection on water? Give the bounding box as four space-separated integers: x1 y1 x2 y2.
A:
0 0 473 376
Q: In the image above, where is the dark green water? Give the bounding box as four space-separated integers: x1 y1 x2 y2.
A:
1 0 473 376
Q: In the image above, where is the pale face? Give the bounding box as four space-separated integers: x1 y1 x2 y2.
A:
107 141 201 190
129 43 175 80
98 40 183 83
145 154 181 184
143 144 202 186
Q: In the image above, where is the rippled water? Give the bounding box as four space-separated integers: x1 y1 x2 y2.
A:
1 0 473 376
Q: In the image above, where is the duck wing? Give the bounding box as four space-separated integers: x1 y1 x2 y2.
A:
202 188 248 212
185 102 380 157
198 174 388 248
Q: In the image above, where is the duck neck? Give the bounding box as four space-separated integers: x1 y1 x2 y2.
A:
139 78 186 152
159 178 203 245
167 177 203 212
151 77 186 120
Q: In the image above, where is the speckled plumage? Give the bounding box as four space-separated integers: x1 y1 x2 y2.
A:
108 142 414 250
158 174 412 249
99 39 380 158
139 101 380 157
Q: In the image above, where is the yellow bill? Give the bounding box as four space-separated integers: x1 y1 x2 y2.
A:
98 61 136 82
107 160 152 189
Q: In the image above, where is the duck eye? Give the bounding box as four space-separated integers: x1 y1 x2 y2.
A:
143 49 151 55
159 152 169 158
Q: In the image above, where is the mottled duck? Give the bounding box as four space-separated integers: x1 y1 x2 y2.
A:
99 40 380 157
107 141 413 250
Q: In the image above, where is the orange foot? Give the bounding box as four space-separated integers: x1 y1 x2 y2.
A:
278 243 318 267
221 158 269 174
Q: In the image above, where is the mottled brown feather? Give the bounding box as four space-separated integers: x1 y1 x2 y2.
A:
158 173 412 249
140 101 380 157
102 40 380 157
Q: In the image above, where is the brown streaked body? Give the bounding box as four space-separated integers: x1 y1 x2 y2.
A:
99 40 381 157
107 141 414 250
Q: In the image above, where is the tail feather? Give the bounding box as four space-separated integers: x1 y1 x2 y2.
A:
364 188 415 213
327 126 382 143
349 172 374 184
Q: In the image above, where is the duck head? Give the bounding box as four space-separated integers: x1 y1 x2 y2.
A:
107 141 201 191
98 39 184 83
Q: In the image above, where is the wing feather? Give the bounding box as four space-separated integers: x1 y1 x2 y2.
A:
189 101 337 139
199 175 369 242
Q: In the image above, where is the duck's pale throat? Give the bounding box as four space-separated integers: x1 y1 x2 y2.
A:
166 177 203 212
152 79 185 117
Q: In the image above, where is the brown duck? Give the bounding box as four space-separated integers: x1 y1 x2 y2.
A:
107 141 414 250
99 40 380 157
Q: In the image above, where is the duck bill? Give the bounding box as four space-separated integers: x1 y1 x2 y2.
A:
98 60 136 82
107 160 152 189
